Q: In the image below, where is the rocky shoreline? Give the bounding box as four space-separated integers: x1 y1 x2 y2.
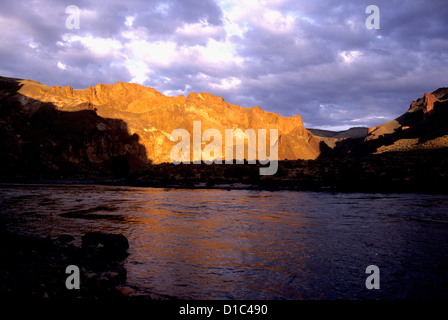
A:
0 223 137 300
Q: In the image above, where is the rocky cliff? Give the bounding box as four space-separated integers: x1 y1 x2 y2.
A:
318 88 448 156
64 81 322 163
363 88 448 154
0 76 323 179
0 76 149 179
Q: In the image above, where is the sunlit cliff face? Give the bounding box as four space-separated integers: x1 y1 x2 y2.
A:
10 77 323 165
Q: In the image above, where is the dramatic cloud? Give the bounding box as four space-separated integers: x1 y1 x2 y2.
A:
0 0 447 130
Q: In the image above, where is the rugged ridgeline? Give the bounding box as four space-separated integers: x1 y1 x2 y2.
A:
364 88 448 154
1 75 448 191
68 81 322 162
307 127 369 150
0 76 322 179
310 88 448 156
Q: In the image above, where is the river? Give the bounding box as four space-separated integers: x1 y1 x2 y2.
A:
1 184 447 299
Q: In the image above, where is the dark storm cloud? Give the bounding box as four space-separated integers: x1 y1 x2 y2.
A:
0 0 447 129
219 0 448 128
131 0 223 39
0 0 132 85
0 0 63 45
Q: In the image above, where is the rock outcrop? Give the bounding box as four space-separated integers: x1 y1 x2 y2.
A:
68 82 322 163
307 88 448 157
0 76 150 179
422 92 440 119
0 76 323 179
366 89 448 141
362 88 448 154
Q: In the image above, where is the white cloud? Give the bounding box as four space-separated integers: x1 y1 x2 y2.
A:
143 41 177 66
155 2 171 15
176 21 222 39
217 0 295 34
62 34 123 57
339 50 362 63
125 59 150 84
210 77 242 90
195 38 242 64
57 61 67 70
262 10 295 33
350 115 388 123
27 40 39 49
124 16 135 28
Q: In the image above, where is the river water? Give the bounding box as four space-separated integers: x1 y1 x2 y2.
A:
1 184 447 300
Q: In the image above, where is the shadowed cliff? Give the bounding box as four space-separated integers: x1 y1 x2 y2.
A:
0 76 150 180
310 88 448 157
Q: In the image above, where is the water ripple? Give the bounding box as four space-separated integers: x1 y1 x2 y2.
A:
1 185 448 299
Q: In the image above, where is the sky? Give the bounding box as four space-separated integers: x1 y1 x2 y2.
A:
0 0 447 130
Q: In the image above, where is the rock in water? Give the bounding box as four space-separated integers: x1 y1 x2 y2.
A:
81 232 129 261
57 234 75 244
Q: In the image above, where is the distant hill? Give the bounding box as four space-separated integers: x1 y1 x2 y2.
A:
307 127 369 139
306 127 368 150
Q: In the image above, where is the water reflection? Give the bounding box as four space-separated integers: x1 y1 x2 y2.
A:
1 185 448 299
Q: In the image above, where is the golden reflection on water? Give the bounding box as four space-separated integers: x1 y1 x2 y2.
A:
3 185 448 299
0 185 320 298
121 188 312 299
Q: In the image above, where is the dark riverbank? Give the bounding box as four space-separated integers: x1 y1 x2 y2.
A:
2 149 448 194
0 220 134 300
